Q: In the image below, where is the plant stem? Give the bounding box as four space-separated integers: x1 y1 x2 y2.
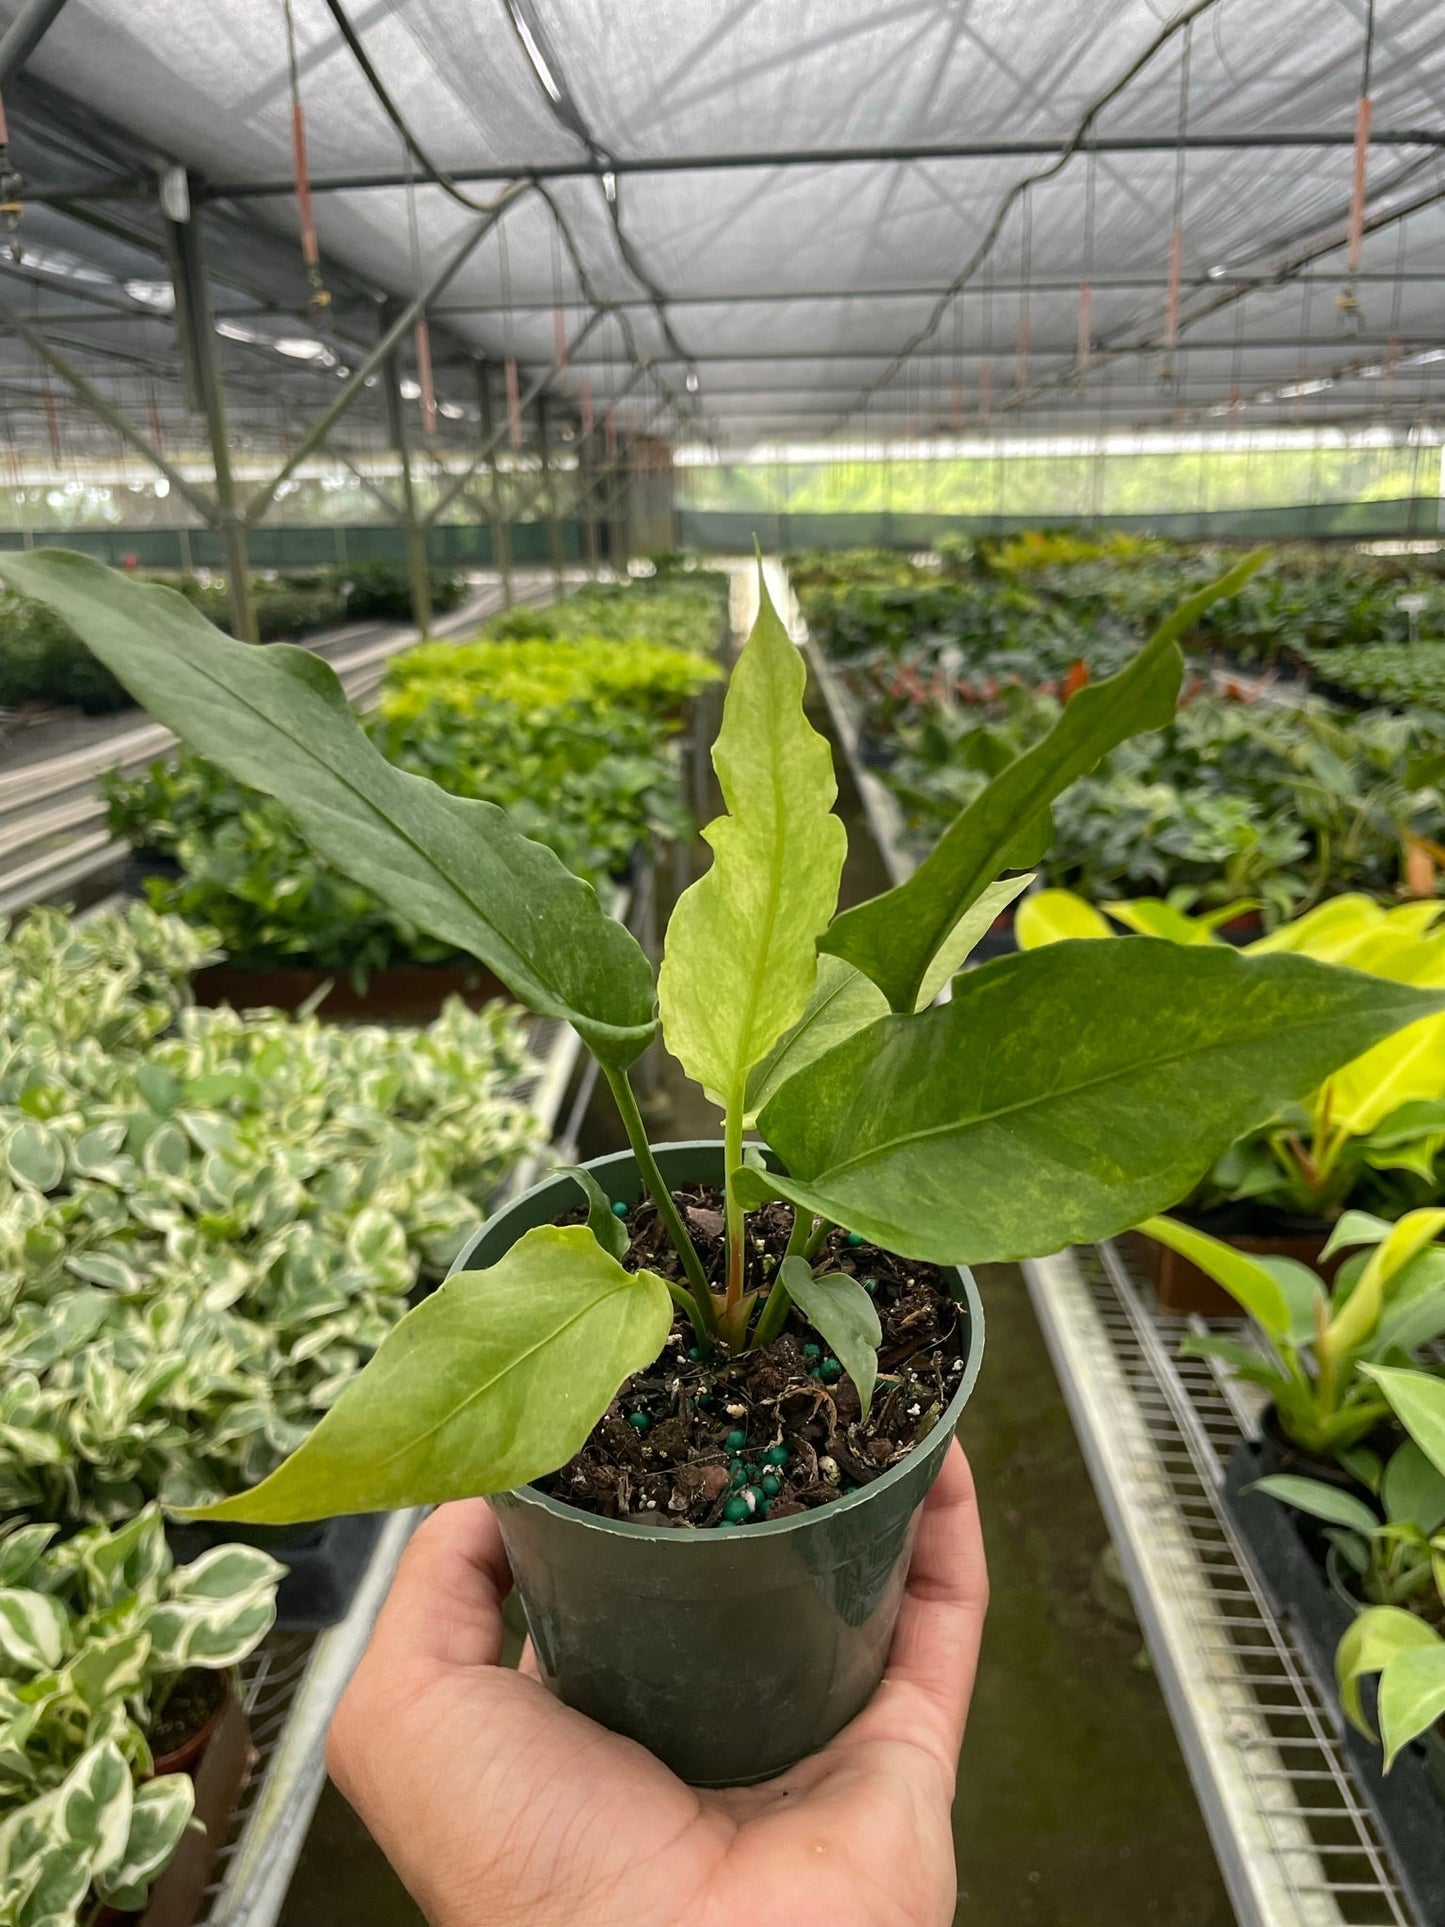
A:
723 1104 745 1310
785 1205 815 1261
604 1063 715 1335
750 1267 793 1349
803 1215 835 1260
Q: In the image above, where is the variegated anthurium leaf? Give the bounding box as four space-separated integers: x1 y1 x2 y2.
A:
820 553 1265 1013
185 1226 674 1522
739 942 1444 1265
659 568 846 1119
0 550 657 1070
744 955 888 1124
94 1774 196 1913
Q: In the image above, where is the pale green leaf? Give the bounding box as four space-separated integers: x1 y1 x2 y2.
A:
914 871 1034 1008
95 1775 195 1913
0 1591 68 1673
744 955 887 1123
555 1165 629 1262
659 569 846 1113
1379 1643 1445 1770
1381 1442 1445 1534
1014 888 1113 949
820 554 1264 1012
1137 1219 1293 1339
1362 1364 1445 1481
0 549 655 1068
744 941 1440 1265
1336 1604 1438 1734
57 1740 133 1883
5 1122 65 1194
186 1226 673 1521
1102 898 1220 943
1321 1210 1396 1260
777 1257 882 1417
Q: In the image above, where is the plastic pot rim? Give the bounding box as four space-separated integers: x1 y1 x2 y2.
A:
455 1138 986 1549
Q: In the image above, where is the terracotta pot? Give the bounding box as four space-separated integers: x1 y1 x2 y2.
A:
151 1672 228 1778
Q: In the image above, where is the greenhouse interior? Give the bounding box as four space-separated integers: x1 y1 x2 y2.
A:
2 2 1445 1924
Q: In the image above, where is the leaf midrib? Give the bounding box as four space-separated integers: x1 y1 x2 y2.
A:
363 1271 654 1477
808 1000 1424 1185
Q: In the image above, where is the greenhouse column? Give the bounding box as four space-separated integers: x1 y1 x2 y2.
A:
476 361 513 607
536 395 566 594
380 303 432 638
577 414 601 577
164 173 257 642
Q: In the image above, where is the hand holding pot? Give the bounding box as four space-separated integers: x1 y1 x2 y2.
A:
328 1441 987 1927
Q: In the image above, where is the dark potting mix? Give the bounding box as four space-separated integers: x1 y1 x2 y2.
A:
536 1185 967 1528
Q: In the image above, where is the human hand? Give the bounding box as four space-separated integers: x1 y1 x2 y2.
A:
327 1440 987 1927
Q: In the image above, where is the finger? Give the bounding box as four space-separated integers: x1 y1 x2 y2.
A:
369 1498 513 1672
875 1441 988 1763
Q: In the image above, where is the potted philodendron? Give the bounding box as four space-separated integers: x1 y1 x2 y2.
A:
3 548 1441 1788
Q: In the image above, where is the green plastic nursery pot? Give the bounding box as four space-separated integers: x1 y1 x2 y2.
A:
448 1141 984 1787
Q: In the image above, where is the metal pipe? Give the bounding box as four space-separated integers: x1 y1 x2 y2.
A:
0 290 216 521
191 128 1445 201
243 200 516 530
475 362 511 608
0 0 73 86
167 197 255 640
380 304 432 638
422 309 603 528
536 394 565 593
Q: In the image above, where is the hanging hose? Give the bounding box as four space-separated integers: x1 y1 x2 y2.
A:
414 318 437 435
504 355 522 448
1339 0 1375 326
282 0 331 320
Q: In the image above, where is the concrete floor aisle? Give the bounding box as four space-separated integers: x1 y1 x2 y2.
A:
281 658 1236 1927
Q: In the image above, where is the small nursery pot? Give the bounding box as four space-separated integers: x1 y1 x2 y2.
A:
449 1141 984 1787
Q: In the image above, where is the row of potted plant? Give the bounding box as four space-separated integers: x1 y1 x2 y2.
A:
0 563 471 718
2 541 1435 1799
793 545 1443 919
1 898 550 1918
1140 1212 1445 1919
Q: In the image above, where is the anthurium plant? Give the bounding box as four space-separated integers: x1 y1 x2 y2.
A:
0 1507 280 1925
1141 1209 1445 1454
1022 890 1445 1217
2 547 1441 1528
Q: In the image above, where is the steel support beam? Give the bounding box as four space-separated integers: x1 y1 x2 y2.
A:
166 191 255 640
0 290 217 521
475 363 512 608
244 201 516 531
424 310 602 529
191 128 1445 201
536 395 565 593
0 0 73 87
380 304 432 639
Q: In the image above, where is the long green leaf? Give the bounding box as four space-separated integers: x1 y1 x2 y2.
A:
1247 1474 1379 1536
1137 1216 1294 1342
1336 1605 1438 1735
1362 1364 1445 1480
1379 1643 1445 1770
820 553 1265 1012
184 1226 672 1521
741 941 1443 1265
0 550 656 1068
744 954 887 1123
658 568 845 1111
777 1257 882 1417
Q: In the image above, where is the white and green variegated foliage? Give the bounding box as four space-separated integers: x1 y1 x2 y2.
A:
0 1509 280 1927
0 907 543 1523
4 547 1443 1528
